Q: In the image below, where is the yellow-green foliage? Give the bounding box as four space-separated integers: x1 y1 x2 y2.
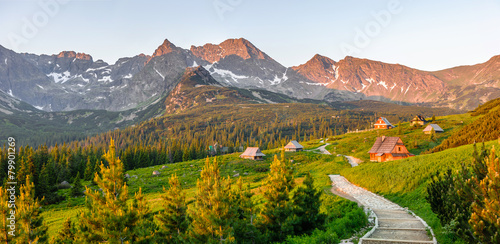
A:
42 150 349 237
341 140 500 195
342 140 500 244
327 113 473 161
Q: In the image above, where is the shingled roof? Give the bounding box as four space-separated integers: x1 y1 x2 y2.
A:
240 147 265 157
374 117 394 127
284 140 303 149
368 136 402 154
423 124 444 132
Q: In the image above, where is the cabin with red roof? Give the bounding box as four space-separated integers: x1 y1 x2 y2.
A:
374 117 394 129
368 136 414 162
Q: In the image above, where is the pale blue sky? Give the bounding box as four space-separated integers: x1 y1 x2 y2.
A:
1 0 499 71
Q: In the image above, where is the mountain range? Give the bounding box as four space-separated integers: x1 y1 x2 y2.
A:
0 38 499 114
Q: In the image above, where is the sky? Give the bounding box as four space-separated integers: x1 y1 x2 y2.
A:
0 0 499 71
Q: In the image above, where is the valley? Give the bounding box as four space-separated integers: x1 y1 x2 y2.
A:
0 35 499 244
0 97 495 243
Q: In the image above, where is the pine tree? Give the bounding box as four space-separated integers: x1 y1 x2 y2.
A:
132 188 155 243
259 155 295 242
470 146 500 242
52 218 76 244
76 138 138 243
16 175 48 244
397 121 402 135
70 172 84 197
432 115 436 123
0 187 12 243
189 157 235 243
156 174 188 243
231 177 261 243
291 172 323 235
36 163 50 200
83 158 93 181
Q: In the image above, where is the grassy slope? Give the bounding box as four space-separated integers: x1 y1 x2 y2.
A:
340 138 499 243
326 113 474 161
42 145 351 237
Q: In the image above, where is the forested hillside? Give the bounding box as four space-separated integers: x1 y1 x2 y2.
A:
433 97 500 152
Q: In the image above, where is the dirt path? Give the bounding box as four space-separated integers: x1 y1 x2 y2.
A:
316 143 331 155
329 175 436 244
338 154 362 167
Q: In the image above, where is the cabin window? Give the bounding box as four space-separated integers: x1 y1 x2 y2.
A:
398 147 401 152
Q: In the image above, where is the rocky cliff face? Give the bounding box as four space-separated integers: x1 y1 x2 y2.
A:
190 38 271 63
432 55 500 109
292 55 447 104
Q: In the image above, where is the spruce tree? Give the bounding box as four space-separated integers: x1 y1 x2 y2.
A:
291 172 323 235
397 121 402 135
231 177 261 243
83 158 93 181
259 155 295 242
189 157 235 243
432 115 436 123
16 175 48 244
156 174 188 243
70 172 84 197
76 138 138 243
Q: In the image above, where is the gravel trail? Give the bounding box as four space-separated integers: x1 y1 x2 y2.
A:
329 175 436 243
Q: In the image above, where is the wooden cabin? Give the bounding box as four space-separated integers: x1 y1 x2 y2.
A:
374 117 394 129
410 115 427 126
284 140 304 152
423 124 444 134
240 147 266 160
368 136 414 162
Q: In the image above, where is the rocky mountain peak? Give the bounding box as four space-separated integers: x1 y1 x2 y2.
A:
291 54 338 84
153 39 178 56
56 51 92 61
147 39 181 63
190 38 270 63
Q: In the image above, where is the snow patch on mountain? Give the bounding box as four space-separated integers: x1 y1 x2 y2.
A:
154 67 165 80
98 76 113 83
86 66 109 72
48 71 73 83
378 81 388 89
405 84 412 94
204 65 248 84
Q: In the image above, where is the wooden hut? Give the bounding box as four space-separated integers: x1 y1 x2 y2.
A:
374 117 394 129
423 124 444 134
410 115 427 126
368 136 414 162
284 140 304 152
240 147 266 160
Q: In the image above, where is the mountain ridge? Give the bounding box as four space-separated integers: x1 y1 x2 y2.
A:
0 38 499 112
